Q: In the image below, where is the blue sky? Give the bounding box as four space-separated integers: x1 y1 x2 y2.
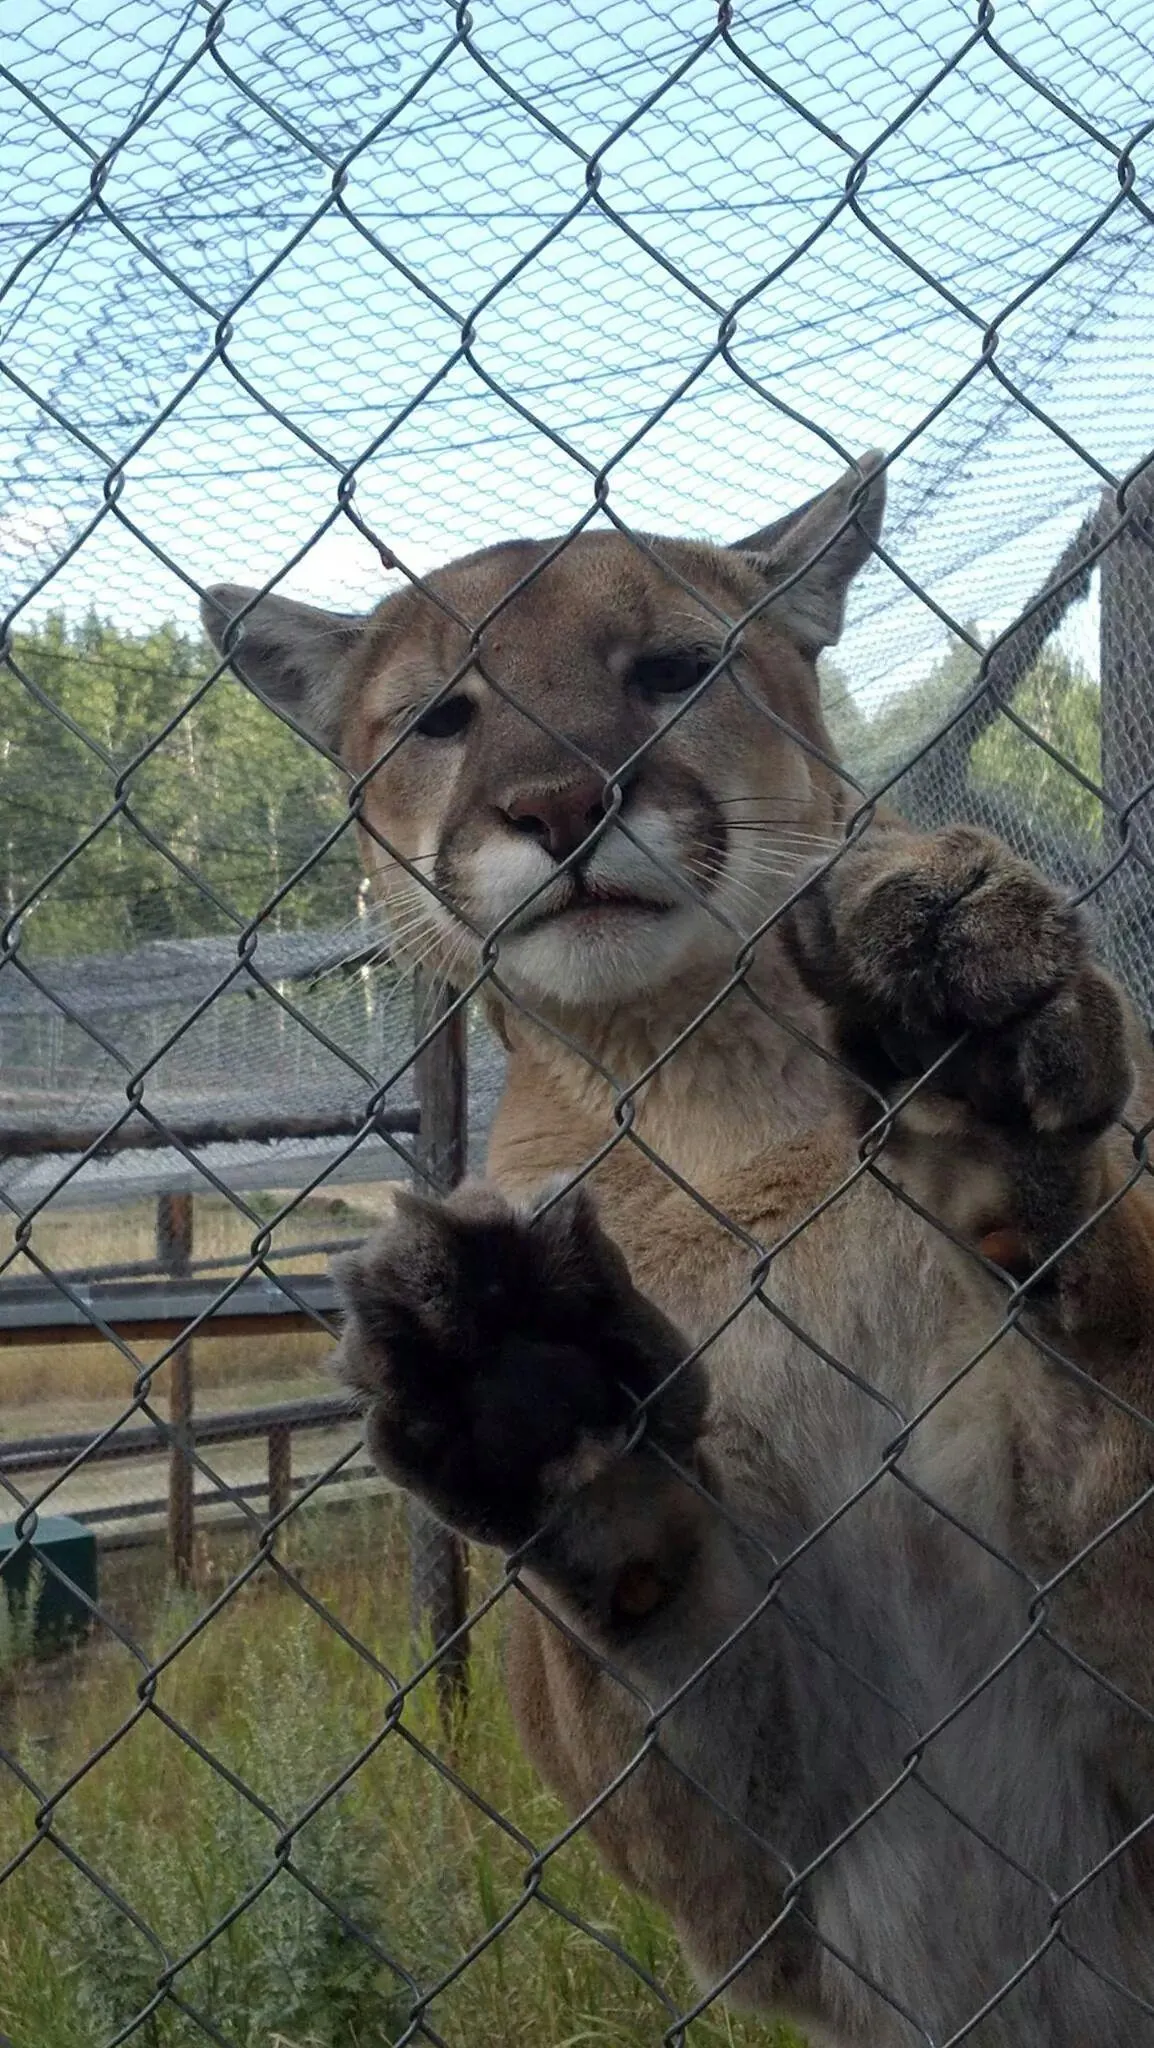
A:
2 0 1152 711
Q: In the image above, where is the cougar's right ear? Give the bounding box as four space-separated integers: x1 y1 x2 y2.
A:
731 451 886 653
200 583 366 755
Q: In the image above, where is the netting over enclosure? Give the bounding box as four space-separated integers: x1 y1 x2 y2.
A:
5 0 1154 654
3 0 1154 1013
3 3 1154 2046
0 928 506 1209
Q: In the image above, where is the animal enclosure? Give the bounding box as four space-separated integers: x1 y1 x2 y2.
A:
2 3 1154 2044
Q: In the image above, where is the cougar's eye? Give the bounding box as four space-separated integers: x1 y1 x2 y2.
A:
413 694 474 740
629 649 719 697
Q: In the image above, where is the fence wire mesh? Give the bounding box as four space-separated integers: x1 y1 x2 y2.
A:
2 2 1154 2044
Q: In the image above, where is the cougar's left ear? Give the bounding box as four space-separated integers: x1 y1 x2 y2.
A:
731 451 886 652
200 583 367 755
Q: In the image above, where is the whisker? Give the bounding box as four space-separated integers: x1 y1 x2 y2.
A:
306 923 434 989
423 926 476 1012
682 869 783 941
714 796 815 810
729 866 817 893
716 819 820 833
719 822 839 840
719 845 811 871
307 938 399 988
385 893 443 924
690 841 810 876
387 923 462 983
683 855 783 914
356 922 438 963
772 835 841 850
680 856 727 899
691 855 814 928
383 888 448 926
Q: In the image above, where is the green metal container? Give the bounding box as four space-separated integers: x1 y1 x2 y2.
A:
0 1517 98 1654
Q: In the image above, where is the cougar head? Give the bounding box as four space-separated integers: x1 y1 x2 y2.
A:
202 455 883 1012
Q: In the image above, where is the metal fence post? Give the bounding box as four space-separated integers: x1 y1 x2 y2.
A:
157 1192 194 1585
1101 458 1154 866
409 966 470 1719
1098 458 1154 1013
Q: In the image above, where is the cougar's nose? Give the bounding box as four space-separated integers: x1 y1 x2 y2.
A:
501 774 612 864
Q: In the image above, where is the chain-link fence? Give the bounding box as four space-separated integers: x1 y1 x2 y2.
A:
3 3 1154 2044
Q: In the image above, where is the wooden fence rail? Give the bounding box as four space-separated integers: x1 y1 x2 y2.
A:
0 1393 370 1534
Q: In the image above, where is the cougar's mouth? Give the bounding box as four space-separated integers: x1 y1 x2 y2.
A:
512 876 679 937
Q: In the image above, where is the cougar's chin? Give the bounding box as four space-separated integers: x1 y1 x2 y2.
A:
495 898 715 1009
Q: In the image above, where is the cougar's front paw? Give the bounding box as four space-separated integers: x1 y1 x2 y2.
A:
785 826 1132 1140
332 1184 701 1550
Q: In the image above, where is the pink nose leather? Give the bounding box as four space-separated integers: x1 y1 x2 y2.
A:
502 777 607 863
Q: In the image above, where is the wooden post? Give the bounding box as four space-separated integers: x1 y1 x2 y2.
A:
409 966 470 1721
157 1193 194 1585
267 1420 292 1524
412 967 467 1193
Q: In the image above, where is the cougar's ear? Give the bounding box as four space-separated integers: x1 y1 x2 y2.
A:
200 583 366 754
731 451 886 653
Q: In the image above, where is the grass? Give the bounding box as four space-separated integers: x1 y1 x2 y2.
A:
0 1501 802 2048
0 1564 45 1677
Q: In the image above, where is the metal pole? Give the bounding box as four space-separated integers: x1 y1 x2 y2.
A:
1101 460 1154 846
1099 457 1154 1018
409 966 470 1722
157 1192 194 1585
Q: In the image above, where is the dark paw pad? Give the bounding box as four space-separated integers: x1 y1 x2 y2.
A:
332 1183 700 1548
785 827 1131 1136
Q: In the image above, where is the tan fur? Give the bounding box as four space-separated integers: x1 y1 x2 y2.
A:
206 460 1154 2045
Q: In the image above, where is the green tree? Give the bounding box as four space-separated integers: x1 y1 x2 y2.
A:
832 628 1101 841
2 612 360 957
972 644 1101 839
834 633 981 791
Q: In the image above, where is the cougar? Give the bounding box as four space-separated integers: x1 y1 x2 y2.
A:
204 456 1154 2046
